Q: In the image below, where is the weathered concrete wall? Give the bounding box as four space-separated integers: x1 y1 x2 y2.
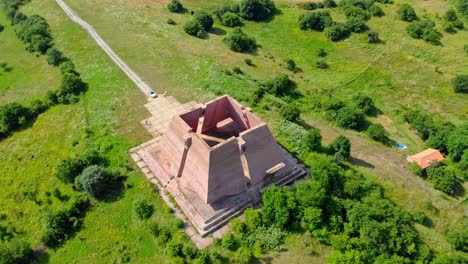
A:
240 124 285 186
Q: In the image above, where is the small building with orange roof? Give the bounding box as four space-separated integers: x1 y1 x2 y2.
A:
407 148 445 169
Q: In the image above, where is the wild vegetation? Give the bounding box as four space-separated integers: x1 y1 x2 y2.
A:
0 0 466 263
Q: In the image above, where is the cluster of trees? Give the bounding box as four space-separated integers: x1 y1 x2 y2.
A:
0 0 87 139
0 238 32 264
297 0 337 11
443 8 464 33
214 4 242 27
184 10 214 38
404 111 466 194
238 0 276 21
459 0 468 17
298 0 388 42
397 3 441 45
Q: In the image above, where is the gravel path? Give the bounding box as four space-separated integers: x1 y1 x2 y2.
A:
55 0 153 95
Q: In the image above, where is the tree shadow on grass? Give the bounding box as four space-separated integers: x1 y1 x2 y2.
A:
99 175 127 203
349 157 375 169
210 27 226 36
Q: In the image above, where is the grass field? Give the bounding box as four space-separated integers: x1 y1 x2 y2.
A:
0 14 60 105
0 0 466 262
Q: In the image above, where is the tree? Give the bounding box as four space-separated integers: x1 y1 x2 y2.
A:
0 239 32 264
303 128 322 152
352 94 376 115
46 47 63 66
325 23 351 41
286 59 297 72
367 30 379 43
0 102 30 136
334 107 364 129
57 73 87 104
223 28 257 52
426 166 459 195
261 186 296 228
166 240 183 257
317 48 327 57
298 11 332 31
221 12 242 27
316 60 329 69
280 104 300 122
234 246 253 264
184 20 205 38
452 74 468 93
331 135 351 160
239 0 276 21
270 74 293 96
459 0 468 17
74 165 112 198
367 123 389 143
59 60 77 75
346 17 368 33
398 3 418 22
134 200 154 220
302 207 323 232
447 124 468 162
244 208 262 231
194 10 214 31
295 180 327 208
369 4 384 17
221 232 237 250
167 0 184 13
426 123 455 153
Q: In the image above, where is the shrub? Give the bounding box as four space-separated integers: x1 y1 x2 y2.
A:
194 10 214 31
398 3 418 22
0 102 30 137
182 244 198 259
166 241 183 257
262 186 296 228
214 4 240 20
167 18 176 25
324 0 337 8
342 5 370 20
74 165 112 198
223 28 257 52
426 166 459 195
232 66 243 74
239 0 276 21
447 226 468 252
221 11 242 27
409 162 423 176
315 60 328 69
452 74 468 93
245 58 254 66
317 48 327 57
302 207 323 232
459 0 468 17
0 24 4 32
367 123 389 143
303 128 322 152
368 30 379 43
286 59 297 72
298 2 317 10
280 104 300 122
330 135 351 160
46 47 63 66
134 200 154 220
221 232 237 250
369 4 384 17
0 239 32 264
406 20 441 45
443 9 464 30
325 23 351 41
57 73 87 104
334 107 364 129
298 11 332 31
245 225 287 251
167 0 184 13
184 20 205 38
351 94 376 115
346 17 368 33
270 74 293 96
56 157 87 183
59 61 77 75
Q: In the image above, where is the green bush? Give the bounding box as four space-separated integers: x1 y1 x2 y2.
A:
59 60 77 75
452 74 468 93
56 157 87 183
167 0 184 13
184 20 205 38
280 104 300 122
369 4 384 17
262 186 296 228
317 48 327 57
167 18 176 25
351 94 376 115
367 123 389 143
330 135 351 160
303 128 322 152
46 47 63 66
398 3 418 22
214 4 240 20
234 246 254 264
221 232 237 250
245 225 287 251
447 124 468 162
221 12 242 27
315 60 329 69
232 66 243 74
0 102 31 137
302 207 323 232
286 59 297 72
298 11 332 31
268 74 293 96
0 24 4 32
74 165 112 198
443 9 464 31
223 28 257 52
346 16 368 33
239 0 276 21
244 208 262 231
0 239 32 264
447 226 468 252
342 5 370 21
325 22 351 41
15 15 52 53
166 240 183 257
57 73 87 104
134 200 154 220
194 10 214 31
459 0 468 17
426 166 459 195
368 30 379 43
334 107 364 129
406 20 441 45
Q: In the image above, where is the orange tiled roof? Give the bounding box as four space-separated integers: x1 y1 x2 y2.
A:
408 148 445 169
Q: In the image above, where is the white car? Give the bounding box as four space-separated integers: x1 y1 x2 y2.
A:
148 89 158 98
